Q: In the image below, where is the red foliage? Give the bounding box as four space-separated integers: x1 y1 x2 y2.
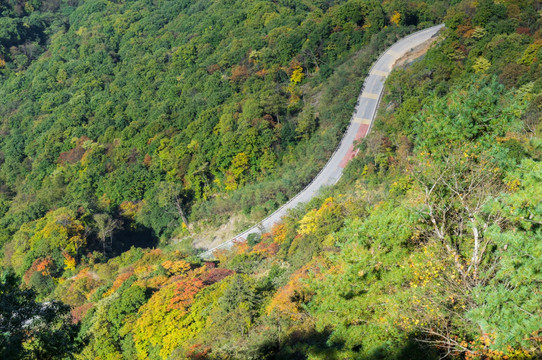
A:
143 154 152 167
186 344 211 359
169 277 204 312
201 267 234 285
58 136 90 164
516 27 531 35
71 303 93 323
203 261 216 269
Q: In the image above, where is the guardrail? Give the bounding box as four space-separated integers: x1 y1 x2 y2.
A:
199 24 444 259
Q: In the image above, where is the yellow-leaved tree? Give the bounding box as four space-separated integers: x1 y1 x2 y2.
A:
390 11 401 26
472 57 491 73
290 65 304 83
298 197 343 237
132 276 204 359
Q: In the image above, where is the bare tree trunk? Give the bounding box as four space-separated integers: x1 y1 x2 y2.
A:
101 234 106 256
468 217 480 277
175 197 192 235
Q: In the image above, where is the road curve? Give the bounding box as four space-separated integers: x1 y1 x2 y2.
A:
200 24 444 259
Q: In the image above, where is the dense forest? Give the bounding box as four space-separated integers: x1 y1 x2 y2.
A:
0 0 448 252
1 0 541 359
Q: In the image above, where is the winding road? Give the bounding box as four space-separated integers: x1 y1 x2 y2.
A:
200 24 444 259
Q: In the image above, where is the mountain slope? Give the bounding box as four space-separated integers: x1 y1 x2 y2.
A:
1 0 541 359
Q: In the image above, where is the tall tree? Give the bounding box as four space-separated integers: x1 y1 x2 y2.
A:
93 214 122 256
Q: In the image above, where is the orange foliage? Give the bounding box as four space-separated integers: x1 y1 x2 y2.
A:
232 239 250 255
169 277 204 312
186 344 211 359
260 231 273 242
143 154 152 167
271 223 287 244
133 273 208 359
231 65 249 83
252 241 280 257
212 241 251 264
213 248 230 262
104 270 134 297
461 332 540 360
267 264 315 321
23 257 55 284
456 24 473 37
36 258 54 275
73 267 91 279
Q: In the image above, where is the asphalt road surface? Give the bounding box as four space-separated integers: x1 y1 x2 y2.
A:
200 24 445 259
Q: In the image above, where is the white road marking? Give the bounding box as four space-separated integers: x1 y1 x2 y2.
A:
370 69 389 77
387 49 401 56
353 117 372 124
361 92 379 100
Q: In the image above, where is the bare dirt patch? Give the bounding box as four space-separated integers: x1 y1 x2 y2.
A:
394 35 440 68
184 213 252 249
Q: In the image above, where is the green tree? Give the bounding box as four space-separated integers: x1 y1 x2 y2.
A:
215 275 260 337
0 271 81 359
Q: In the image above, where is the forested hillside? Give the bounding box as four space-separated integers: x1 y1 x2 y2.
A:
1 0 541 359
0 0 447 254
